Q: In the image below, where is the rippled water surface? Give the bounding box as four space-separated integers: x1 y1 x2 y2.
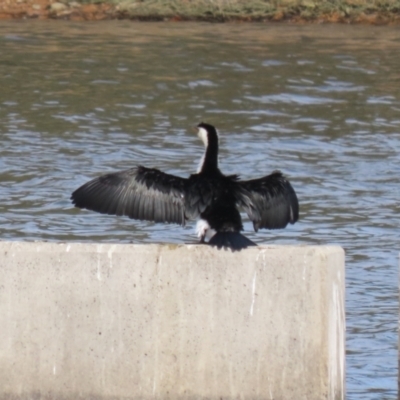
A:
0 21 399 398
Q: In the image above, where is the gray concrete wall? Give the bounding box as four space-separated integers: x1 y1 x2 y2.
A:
0 242 345 400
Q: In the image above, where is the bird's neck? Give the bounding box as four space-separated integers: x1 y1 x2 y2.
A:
199 136 219 174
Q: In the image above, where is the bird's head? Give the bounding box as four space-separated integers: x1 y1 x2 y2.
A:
197 122 218 148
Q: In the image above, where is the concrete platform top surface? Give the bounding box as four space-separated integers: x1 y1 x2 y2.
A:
0 240 344 256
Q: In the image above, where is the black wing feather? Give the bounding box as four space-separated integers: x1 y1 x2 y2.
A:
71 166 188 226
238 170 299 231
184 174 226 218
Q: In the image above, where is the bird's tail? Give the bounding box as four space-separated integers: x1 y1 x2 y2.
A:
208 232 257 251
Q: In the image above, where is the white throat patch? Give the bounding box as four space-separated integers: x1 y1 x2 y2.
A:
197 153 206 173
197 127 208 147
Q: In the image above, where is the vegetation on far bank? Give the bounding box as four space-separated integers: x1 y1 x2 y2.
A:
0 0 400 22
112 0 400 23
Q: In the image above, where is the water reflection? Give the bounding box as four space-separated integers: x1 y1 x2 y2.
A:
0 21 399 399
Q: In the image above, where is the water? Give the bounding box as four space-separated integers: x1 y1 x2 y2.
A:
0 21 399 398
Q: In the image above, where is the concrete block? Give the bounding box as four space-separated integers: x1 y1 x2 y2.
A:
0 242 345 400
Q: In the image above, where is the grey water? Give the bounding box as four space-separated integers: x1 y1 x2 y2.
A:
0 21 399 398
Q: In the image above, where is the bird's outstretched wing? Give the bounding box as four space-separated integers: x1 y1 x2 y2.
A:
237 171 299 231
71 166 190 226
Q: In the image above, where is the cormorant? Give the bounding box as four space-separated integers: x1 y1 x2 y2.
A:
71 123 299 250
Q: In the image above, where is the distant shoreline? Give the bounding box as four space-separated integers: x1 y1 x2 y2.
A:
1 0 399 24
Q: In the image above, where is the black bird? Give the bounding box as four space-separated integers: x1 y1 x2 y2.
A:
71 123 299 250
